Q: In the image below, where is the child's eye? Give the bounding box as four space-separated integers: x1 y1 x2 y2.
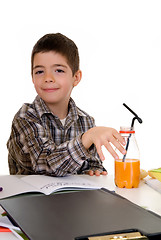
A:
35 70 44 75
56 69 64 73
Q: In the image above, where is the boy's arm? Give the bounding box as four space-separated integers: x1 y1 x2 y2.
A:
7 118 93 176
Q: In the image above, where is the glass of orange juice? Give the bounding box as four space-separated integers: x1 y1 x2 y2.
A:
115 159 140 188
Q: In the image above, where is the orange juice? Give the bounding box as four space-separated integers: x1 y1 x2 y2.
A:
115 159 140 188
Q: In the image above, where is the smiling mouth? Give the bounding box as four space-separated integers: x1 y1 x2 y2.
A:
43 88 59 92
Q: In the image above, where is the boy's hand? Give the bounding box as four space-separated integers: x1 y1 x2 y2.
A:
82 127 126 161
87 170 107 176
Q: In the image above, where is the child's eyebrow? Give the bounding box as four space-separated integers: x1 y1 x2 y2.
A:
33 64 67 70
53 64 67 68
33 65 44 70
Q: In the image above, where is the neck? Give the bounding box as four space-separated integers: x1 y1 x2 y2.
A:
46 100 69 119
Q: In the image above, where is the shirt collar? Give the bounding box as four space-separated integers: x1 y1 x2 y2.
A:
34 96 52 118
34 95 86 121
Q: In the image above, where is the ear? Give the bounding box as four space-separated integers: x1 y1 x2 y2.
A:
73 70 82 87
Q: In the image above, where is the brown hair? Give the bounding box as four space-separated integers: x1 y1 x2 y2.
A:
31 33 80 76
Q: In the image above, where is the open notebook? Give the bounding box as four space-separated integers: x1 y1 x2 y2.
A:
0 175 101 199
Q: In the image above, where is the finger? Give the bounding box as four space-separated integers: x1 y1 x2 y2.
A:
103 141 120 159
94 170 101 176
110 137 126 155
101 171 108 175
95 143 105 161
88 170 94 176
113 131 126 146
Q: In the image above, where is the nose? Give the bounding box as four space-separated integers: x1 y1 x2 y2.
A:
44 72 55 83
45 79 54 83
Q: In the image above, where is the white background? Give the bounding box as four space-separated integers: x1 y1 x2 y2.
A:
0 0 161 175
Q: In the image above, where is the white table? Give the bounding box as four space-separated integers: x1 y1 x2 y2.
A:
0 174 161 239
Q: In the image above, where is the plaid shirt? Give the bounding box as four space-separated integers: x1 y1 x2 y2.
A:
7 96 105 176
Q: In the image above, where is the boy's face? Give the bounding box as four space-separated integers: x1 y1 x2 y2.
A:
32 51 81 110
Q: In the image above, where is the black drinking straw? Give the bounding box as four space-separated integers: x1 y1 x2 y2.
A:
122 103 143 162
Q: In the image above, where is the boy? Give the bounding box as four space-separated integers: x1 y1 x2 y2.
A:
7 33 126 176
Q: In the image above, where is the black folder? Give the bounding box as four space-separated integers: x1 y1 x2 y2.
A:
0 188 161 240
